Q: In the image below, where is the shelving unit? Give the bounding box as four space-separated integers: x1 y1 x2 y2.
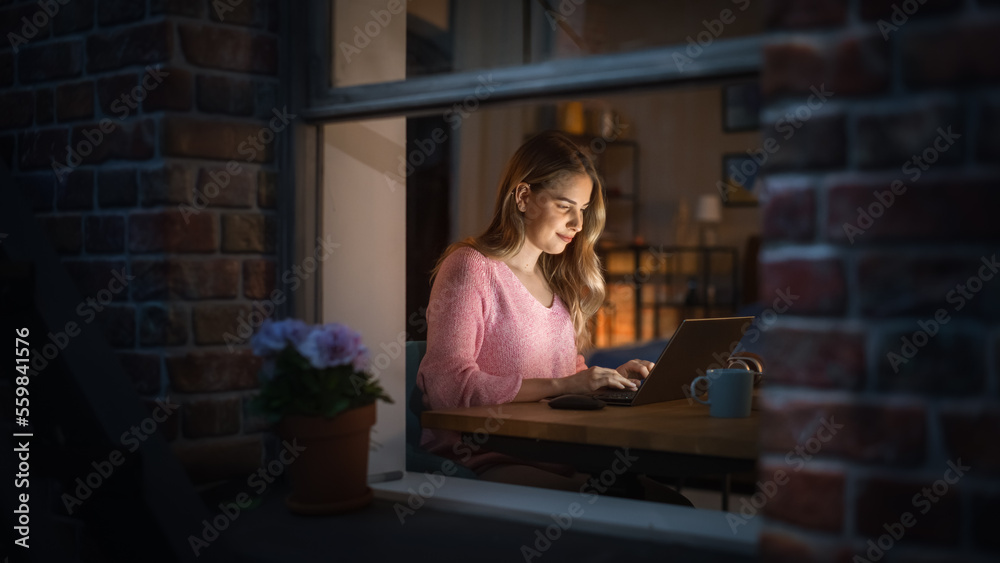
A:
594 245 739 346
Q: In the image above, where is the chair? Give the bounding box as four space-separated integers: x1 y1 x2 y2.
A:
405 341 477 479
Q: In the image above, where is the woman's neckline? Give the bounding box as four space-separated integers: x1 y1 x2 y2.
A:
496 259 558 310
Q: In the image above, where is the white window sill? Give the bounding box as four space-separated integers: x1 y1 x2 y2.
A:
371 472 759 555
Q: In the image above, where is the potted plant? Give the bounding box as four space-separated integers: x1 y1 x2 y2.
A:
251 319 392 514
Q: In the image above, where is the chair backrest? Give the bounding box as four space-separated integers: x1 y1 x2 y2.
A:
405 340 428 448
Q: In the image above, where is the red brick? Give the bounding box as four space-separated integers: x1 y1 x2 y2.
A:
98 304 135 347
39 215 82 254
128 209 217 253
55 80 94 122
97 0 146 26
856 105 963 170
178 23 277 74
196 74 254 115
901 22 1000 89
761 258 846 315
97 167 138 208
83 214 124 254
764 34 888 100
1 3 52 48
221 213 274 252
18 127 68 170
0 50 11 87
830 35 889 97
132 258 241 300
18 39 83 83
761 184 815 241
855 476 961 545
63 259 129 302
181 397 242 438
192 303 251 345
86 21 172 73
139 161 194 206
759 395 927 465
876 326 985 395
168 259 240 300
55 169 93 210
940 405 1000 473
68 117 156 165
243 259 275 299
760 462 844 532
763 327 866 389
142 67 193 113
34 87 53 124
166 349 261 393
195 164 256 207
764 0 847 29
762 42 826 100
96 72 137 117
827 181 1000 244
257 169 276 208
162 116 272 162
51 0 94 36
857 254 1000 319
0 90 34 130
117 351 161 395
137 303 188 346
762 114 846 171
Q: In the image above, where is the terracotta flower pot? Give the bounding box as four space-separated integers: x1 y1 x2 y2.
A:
277 403 376 515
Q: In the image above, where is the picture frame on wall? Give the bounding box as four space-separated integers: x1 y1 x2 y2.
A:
720 153 761 207
722 82 761 132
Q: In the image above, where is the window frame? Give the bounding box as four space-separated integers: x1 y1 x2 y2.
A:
277 0 764 534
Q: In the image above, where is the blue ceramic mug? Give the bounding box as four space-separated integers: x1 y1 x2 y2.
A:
689 368 754 418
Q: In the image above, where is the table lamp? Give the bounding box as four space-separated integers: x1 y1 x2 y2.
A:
695 194 722 247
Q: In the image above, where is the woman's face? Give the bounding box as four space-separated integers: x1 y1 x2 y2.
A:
520 173 593 256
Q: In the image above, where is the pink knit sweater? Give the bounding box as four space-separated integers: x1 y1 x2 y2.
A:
417 246 587 472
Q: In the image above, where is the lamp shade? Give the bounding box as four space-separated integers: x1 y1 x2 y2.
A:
695 194 722 223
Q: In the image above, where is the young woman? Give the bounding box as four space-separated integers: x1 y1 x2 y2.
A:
416 131 655 489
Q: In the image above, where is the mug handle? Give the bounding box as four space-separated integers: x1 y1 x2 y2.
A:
690 375 711 405
728 356 764 386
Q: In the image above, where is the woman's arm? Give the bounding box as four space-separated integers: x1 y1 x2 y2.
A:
512 365 642 401
419 250 522 408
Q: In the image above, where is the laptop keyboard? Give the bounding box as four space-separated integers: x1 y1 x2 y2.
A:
593 390 637 401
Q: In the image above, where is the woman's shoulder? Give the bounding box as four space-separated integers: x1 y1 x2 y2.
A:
439 245 497 276
435 246 501 301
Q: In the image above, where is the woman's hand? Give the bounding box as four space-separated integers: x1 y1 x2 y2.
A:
562 366 642 394
616 359 654 380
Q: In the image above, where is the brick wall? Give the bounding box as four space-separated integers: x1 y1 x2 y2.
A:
759 0 999 560
1 0 281 482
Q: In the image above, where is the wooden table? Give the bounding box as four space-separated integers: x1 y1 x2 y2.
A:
422 398 759 489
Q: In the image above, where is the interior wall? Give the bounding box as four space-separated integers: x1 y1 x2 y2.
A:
605 86 761 252
450 85 762 267
324 0 406 476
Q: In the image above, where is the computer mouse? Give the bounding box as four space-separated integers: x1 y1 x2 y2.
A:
547 394 606 410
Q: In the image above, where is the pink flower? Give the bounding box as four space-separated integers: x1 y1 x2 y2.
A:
295 323 366 370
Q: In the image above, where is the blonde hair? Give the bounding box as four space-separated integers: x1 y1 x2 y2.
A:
433 130 606 350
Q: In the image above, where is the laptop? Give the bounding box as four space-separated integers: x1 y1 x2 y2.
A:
589 317 754 406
